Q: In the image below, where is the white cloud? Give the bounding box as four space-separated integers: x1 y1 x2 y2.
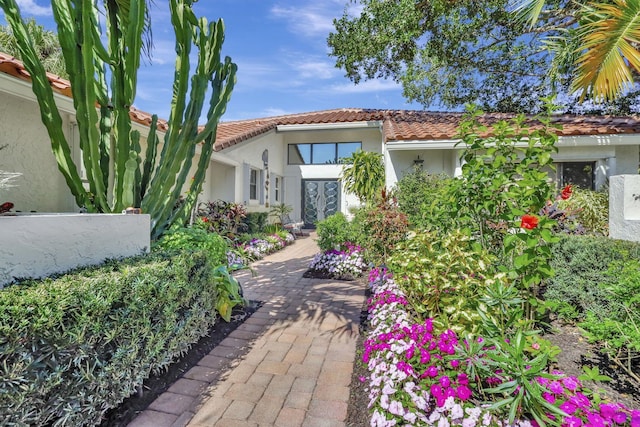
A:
15 0 51 16
288 57 337 80
270 1 343 38
328 79 401 94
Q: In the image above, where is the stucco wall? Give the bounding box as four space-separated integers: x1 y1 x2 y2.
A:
0 88 77 212
0 213 150 287
609 175 640 242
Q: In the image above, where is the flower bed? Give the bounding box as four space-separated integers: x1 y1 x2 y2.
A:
238 232 295 262
306 243 366 280
364 268 640 427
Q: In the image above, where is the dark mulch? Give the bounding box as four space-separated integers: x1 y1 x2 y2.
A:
99 301 261 427
346 288 372 427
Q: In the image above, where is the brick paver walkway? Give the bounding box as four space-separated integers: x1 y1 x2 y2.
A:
127 233 367 427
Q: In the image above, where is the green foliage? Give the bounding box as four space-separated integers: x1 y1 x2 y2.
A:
154 227 229 267
0 0 237 239
446 103 559 294
387 230 498 334
339 149 385 204
544 234 640 321
197 200 247 237
212 265 247 322
269 203 293 224
579 259 640 355
557 187 609 235
0 18 67 78
242 212 268 234
481 331 567 426
393 168 452 229
327 0 580 113
0 251 218 426
315 212 360 251
361 190 409 265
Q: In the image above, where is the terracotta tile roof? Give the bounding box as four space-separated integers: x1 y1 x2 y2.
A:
0 53 168 131
3 52 640 151
215 109 640 150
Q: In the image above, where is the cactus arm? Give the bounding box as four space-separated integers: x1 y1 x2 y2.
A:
141 0 194 222
130 130 142 207
56 0 109 212
106 0 145 212
139 115 159 200
0 0 90 210
122 150 138 209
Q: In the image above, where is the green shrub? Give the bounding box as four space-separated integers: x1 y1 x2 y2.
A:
0 251 218 426
544 234 640 321
557 187 609 235
154 227 228 266
242 212 268 233
316 212 359 251
387 229 499 334
393 168 452 229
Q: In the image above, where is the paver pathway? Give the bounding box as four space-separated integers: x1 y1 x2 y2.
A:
127 233 367 427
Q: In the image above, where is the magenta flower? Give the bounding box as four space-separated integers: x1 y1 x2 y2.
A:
425 365 438 378
560 401 578 415
457 385 472 401
450 359 460 369
562 376 580 391
542 392 556 404
439 375 451 388
586 412 606 427
563 415 583 427
549 380 564 394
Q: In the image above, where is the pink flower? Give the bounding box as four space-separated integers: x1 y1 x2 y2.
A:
560 401 578 415
562 376 579 391
439 375 451 388
450 359 460 369
458 373 469 385
457 385 472 401
543 392 556 404
563 416 583 427
549 380 564 394
425 365 439 378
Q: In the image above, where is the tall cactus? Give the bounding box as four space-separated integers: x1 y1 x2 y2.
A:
0 0 236 239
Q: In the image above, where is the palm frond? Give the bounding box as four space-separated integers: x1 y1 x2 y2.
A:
511 0 547 28
573 0 640 101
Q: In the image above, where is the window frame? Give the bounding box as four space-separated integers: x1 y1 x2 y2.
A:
249 168 258 200
287 142 362 165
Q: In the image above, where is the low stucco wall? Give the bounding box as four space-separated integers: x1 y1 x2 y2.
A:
609 175 640 242
0 213 150 287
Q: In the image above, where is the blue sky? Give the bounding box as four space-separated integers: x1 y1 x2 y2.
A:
1 0 423 122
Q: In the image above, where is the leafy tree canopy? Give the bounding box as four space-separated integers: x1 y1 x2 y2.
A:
327 0 640 114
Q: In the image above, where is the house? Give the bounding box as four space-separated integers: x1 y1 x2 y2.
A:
2 52 640 228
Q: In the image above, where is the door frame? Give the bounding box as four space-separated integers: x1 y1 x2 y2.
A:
300 179 341 228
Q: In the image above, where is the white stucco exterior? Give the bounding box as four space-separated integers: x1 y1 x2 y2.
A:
0 213 150 287
2 65 640 228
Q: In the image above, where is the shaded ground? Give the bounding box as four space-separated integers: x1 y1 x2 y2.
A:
99 302 260 427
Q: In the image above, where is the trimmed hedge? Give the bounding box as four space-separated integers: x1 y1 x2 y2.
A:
0 251 218 426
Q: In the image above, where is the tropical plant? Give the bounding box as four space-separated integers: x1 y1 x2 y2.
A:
268 202 293 225
339 149 385 204
361 189 409 264
153 226 229 267
0 18 67 78
212 265 247 322
515 0 640 102
0 0 237 239
197 200 247 237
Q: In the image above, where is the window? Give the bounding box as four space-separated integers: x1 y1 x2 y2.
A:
287 142 362 165
249 169 258 200
274 176 282 202
556 162 595 190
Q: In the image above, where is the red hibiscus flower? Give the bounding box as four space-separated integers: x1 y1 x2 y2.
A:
521 214 539 230
561 184 572 200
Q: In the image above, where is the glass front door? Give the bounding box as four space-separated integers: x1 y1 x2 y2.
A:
302 180 340 228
